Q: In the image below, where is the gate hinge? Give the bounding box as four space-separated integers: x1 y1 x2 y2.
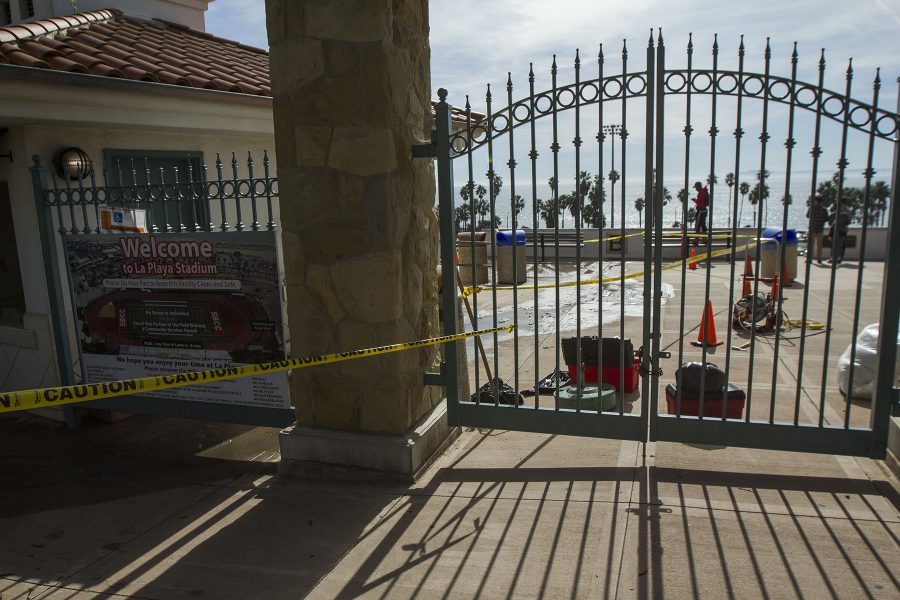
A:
412 131 438 159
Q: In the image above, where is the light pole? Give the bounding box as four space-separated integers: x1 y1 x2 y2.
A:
602 124 622 228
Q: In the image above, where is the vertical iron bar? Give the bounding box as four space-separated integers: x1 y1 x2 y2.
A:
187 159 199 232
128 158 138 228
796 49 827 426
619 39 628 410
818 59 854 422
63 165 77 235
642 31 656 439
676 34 694 418
248 151 259 231
529 65 540 408
202 160 212 232
746 38 773 420
173 166 184 232
597 46 606 411
507 73 521 405
465 97 480 401
435 90 460 422
771 43 800 423
264 150 276 230
159 165 172 232
723 36 746 417
51 169 65 236
574 51 583 410
486 84 500 405
89 165 101 234
844 69 881 428
551 56 561 411
216 154 229 231
77 161 90 234
232 152 244 231
869 79 900 458
699 34 720 417
144 158 158 233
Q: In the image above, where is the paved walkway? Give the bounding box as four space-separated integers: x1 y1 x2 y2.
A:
1 411 897 599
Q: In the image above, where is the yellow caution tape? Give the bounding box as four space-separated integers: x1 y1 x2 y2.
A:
581 231 645 244
0 326 514 414
784 319 826 330
461 239 766 298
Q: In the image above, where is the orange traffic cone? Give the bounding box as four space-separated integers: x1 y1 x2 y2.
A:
741 273 752 297
691 300 724 347
771 273 780 303
688 248 698 270
744 253 753 277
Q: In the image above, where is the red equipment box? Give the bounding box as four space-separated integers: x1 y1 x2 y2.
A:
664 384 746 419
567 358 640 393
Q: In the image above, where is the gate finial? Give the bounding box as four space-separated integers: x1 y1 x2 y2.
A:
846 57 854 79
712 33 718 56
764 37 771 60
657 28 663 45
738 34 744 57
598 44 603 64
791 41 798 65
621 38 628 60
507 72 513 94
438 88 448 102
528 62 534 84
551 54 557 76
687 32 693 54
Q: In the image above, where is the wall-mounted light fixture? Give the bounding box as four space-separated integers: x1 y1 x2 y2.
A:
52 147 93 181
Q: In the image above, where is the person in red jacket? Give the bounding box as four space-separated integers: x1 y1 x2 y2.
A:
692 181 709 235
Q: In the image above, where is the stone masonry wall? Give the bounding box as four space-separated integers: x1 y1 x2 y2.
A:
266 0 441 435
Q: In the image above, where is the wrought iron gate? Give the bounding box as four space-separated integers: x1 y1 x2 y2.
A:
32 151 295 428
432 32 899 458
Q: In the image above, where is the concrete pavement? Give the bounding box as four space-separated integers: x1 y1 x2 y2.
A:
1 411 897 599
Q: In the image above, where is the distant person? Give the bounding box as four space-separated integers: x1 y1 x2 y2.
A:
806 195 829 263
692 181 709 236
829 197 853 264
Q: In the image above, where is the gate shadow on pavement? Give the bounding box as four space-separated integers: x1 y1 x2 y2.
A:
2 420 899 599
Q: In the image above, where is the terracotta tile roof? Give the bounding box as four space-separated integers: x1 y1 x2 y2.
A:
0 8 485 123
0 8 270 95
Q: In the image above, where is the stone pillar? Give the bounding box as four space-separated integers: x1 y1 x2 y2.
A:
266 0 454 480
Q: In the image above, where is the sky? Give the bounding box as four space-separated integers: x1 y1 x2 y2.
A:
206 0 899 229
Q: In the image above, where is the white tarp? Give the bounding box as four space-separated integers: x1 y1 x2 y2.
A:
837 323 900 399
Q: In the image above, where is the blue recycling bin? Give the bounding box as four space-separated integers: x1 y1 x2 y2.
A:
496 230 527 284
496 229 526 246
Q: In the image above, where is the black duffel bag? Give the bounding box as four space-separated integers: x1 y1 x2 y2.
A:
675 362 728 394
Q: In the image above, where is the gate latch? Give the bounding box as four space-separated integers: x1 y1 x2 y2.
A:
636 347 668 377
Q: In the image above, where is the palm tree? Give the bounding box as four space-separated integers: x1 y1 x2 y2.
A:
725 172 735 223
511 194 526 225
707 173 718 187
634 197 645 227
454 204 472 231
537 198 557 228
871 181 891 226
739 181 750 225
749 170 770 225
